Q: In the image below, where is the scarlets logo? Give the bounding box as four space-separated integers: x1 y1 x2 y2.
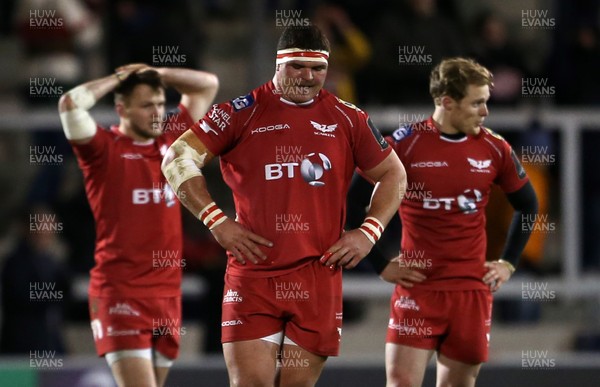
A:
310 121 337 137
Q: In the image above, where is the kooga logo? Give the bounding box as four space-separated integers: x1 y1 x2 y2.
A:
251 123 290 135
411 161 449 168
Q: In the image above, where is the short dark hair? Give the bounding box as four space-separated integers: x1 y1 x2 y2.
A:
276 25 330 52
429 57 494 102
114 70 165 103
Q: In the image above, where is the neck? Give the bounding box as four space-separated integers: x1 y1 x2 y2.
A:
272 76 315 105
432 106 458 135
118 123 152 143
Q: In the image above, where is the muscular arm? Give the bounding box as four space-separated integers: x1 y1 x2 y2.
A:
162 131 272 265
154 67 219 121
346 172 397 273
58 64 219 144
361 152 407 229
57 72 123 144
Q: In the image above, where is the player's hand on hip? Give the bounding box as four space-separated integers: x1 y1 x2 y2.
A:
210 218 273 265
380 256 427 287
483 261 512 292
320 229 373 269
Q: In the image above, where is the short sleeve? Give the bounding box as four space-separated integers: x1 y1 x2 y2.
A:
352 112 392 171
495 140 529 193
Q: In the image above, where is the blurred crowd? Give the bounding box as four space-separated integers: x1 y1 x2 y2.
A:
0 0 599 356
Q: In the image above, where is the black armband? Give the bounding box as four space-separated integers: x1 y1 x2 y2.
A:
500 181 539 268
366 246 391 274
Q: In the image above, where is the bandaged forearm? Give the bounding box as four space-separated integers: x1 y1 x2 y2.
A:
198 202 228 230
161 139 207 194
358 216 385 244
59 86 97 140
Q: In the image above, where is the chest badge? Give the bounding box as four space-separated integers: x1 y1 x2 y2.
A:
467 158 492 173
310 121 337 138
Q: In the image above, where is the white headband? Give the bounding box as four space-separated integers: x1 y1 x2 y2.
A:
276 48 329 65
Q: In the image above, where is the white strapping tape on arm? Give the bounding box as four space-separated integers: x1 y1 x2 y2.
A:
60 86 97 140
162 139 207 193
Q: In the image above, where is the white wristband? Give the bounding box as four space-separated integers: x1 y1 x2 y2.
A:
358 217 384 244
198 202 227 230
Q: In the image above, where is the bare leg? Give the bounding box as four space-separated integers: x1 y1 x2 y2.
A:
223 339 279 387
385 343 434 387
154 366 170 387
110 357 156 387
276 343 327 387
436 353 481 387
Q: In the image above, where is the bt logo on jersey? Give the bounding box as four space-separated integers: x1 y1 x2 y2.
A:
132 184 177 207
422 189 482 213
265 152 332 186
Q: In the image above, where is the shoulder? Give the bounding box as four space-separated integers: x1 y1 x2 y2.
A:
390 125 413 143
325 94 370 129
229 82 272 113
480 127 509 144
479 126 516 154
329 94 365 116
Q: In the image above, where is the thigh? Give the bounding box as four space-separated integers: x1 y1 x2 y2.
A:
223 339 279 387
152 296 182 360
221 274 286 344
277 343 327 387
440 290 492 364
111 356 156 387
385 343 434 387
283 260 343 357
89 297 153 356
436 353 481 387
386 287 447 351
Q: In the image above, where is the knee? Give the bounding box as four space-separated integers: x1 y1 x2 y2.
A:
228 369 273 387
386 366 420 387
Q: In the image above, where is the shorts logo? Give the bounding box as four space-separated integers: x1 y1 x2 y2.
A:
223 289 243 304
394 296 420 311
221 319 243 326
91 319 103 341
108 302 140 317
107 326 140 336
120 153 143 160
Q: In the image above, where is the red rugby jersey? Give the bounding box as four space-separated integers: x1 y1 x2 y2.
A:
191 81 391 277
387 117 528 291
71 105 193 297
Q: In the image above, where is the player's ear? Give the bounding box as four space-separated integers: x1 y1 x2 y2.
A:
115 102 126 118
441 95 455 110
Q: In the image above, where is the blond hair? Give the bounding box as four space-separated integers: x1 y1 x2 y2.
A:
429 58 493 102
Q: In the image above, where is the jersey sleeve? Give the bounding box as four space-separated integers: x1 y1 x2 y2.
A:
494 137 529 193
162 103 195 143
189 95 251 156
385 125 413 161
351 110 392 171
70 126 110 169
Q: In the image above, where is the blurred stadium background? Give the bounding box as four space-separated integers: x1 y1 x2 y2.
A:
0 0 599 385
